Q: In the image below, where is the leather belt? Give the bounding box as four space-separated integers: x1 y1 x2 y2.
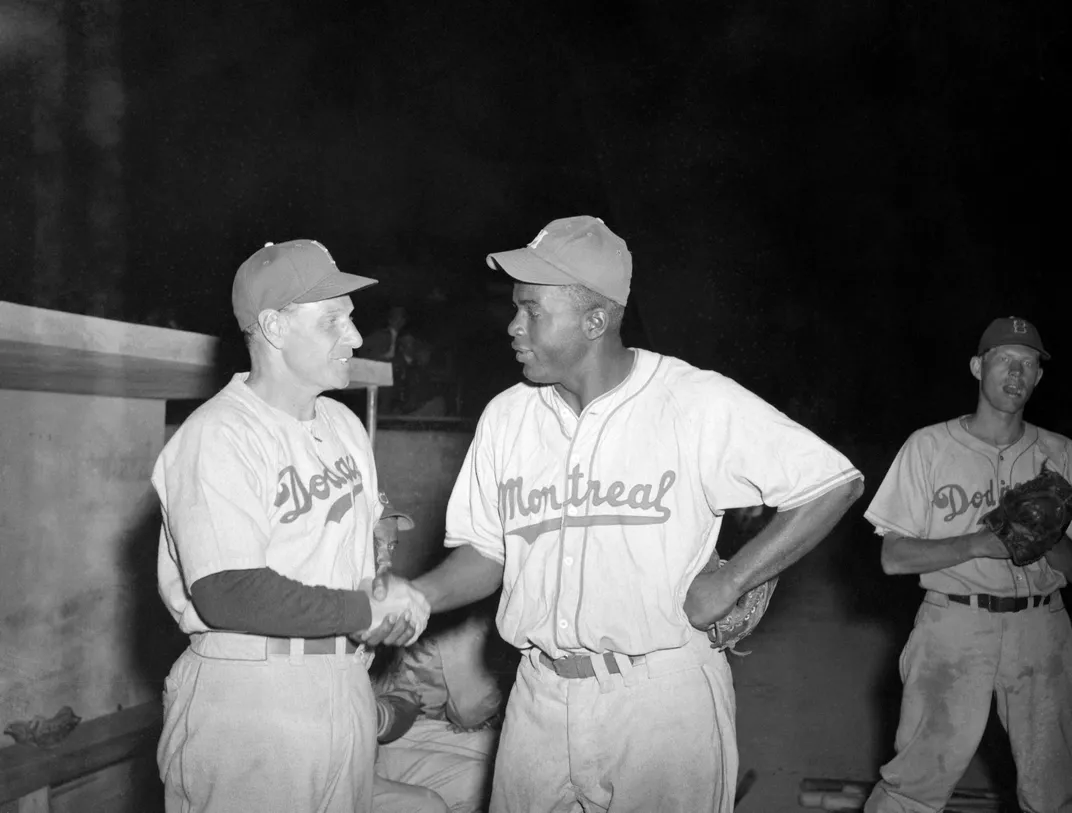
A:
538 651 644 679
265 636 359 655
947 593 1053 613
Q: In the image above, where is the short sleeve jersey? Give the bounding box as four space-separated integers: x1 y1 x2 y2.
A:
444 349 862 657
153 374 383 634
865 418 1071 597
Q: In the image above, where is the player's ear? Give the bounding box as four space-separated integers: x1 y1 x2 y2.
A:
969 355 983 381
259 309 289 349
583 307 608 340
1036 366 1044 387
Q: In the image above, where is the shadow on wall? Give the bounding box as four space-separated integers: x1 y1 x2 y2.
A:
122 494 187 691
133 329 247 691
373 421 476 579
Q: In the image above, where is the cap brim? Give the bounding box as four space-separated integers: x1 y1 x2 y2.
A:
379 511 415 531
979 342 1051 361
293 271 378 304
486 248 578 287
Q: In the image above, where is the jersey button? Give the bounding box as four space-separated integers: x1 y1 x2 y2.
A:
563 556 574 566
558 619 569 629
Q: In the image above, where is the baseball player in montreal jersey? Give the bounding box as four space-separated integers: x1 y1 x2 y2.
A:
863 317 1072 813
153 240 431 813
411 216 865 813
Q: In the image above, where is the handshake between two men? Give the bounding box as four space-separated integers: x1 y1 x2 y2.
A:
353 511 431 648
356 574 430 647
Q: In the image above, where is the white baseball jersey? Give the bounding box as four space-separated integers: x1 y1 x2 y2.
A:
865 417 1071 597
153 373 384 813
154 373 383 634
445 348 862 658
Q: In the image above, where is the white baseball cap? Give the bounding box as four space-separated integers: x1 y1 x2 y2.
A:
486 216 632 305
232 239 377 330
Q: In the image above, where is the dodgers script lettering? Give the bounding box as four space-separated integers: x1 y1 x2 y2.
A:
932 480 1010 522
275 455 363 525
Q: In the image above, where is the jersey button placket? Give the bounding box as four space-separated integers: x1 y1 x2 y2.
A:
555 444 584 652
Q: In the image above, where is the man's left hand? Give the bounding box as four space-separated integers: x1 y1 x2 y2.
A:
359 612 418 647
683 568 741 629
356 575 430 646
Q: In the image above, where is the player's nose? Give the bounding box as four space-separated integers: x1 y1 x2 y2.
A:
344 324 363 349
507 314 524 337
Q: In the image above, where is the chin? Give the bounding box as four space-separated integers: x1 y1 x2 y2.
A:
520 363 550 384
323 372 350 391
992 394 1029 413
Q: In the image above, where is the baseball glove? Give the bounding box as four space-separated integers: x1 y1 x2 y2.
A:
978 463 1072 567
705 560 779 656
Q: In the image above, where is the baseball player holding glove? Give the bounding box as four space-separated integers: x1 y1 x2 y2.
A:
863 316 1072 813
153 240 430 813
411 216 864 813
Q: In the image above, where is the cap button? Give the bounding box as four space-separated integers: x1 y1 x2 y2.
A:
264 242 274 248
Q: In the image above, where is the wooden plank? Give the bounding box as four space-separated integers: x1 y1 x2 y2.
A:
0 302 217 366
346 357 392 388
0 301 220 399
0 340 225 400
0 702 161 806
0 301 393 397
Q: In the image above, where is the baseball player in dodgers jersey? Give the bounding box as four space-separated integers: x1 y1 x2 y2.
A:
412 216 865 812
863 317 1072 813
153 240 432 813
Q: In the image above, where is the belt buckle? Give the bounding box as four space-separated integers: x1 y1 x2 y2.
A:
546 651 631 680
539 652 600 679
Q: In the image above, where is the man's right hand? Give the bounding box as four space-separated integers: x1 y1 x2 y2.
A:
355 576 430 647
971 529 1012 559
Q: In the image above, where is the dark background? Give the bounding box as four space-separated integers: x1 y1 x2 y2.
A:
1 2 1067 800
2 0 1069 440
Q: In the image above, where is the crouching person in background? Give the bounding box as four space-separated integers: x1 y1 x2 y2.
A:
373 607 518 813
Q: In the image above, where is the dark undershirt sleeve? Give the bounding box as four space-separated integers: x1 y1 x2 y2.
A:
190 567 372 638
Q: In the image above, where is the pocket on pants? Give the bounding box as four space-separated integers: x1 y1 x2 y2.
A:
699 660 738 813
157 649 206 781
162 676 176 720
898 621 924 684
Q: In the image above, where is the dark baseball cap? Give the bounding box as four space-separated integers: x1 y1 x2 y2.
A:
232 239 377 330
486 216 632 305
977 316 1050 360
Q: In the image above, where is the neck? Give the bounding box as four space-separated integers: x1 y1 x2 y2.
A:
245 366 318 421
965 404 1025 448
555 344 635 413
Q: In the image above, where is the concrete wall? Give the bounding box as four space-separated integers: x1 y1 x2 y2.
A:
374 423 474 578
0 389 170 728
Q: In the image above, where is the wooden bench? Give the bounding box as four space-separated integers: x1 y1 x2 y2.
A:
0 701 162 813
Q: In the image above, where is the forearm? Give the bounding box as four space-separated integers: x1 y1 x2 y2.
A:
412 545 504 613
1044 536 1072 580
190 567 372 637
376 692 421 744
879 530 1003 575
716 478 864 594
